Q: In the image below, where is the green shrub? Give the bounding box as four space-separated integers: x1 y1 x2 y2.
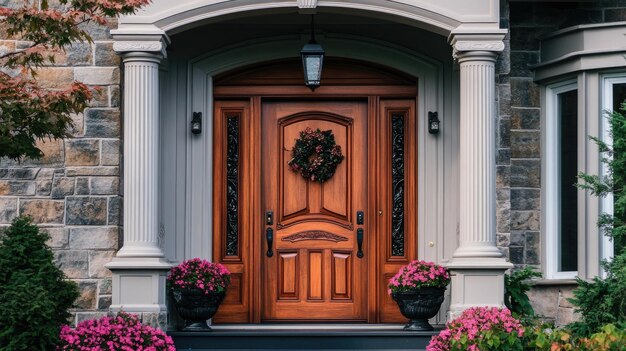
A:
524 322 626 351
0 217 79 351
504 267 542 317
572 103 626 336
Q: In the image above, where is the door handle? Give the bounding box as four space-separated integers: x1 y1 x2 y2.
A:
356 228 364 258
266 227 274 257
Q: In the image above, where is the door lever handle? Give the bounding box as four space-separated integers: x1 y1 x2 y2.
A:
266 227 274 257
356 228 364 258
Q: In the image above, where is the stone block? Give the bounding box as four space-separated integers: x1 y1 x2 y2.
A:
65 139 99 166
98 296 112 311
510 27 543 51
37 180 52 196
89 250 116 278
497 149 511 165
54 250 89 278
75 177 90 195
101 140 120 166
43 227 69 248
496 165 510 188
510 231 525 246
89 86 109 108
84 109 120 138
510 246 524 264
65 197 107 225
495 39 510 75
511 159 541 187
70 227 118 250
511 107 540 130
498 117 510 148
498 84 512 117
90 177 119 195
511 210 540 231
497 207 510 234
511 188 541 211
3 139 66 167
34 67 74 89
19 199 64 224
75 312 108 324
0 180 36 195
528 285 560 318
66 167 119 177
67 113 85 137
95 42 120 66
51 177 75 199
75 67 120 85
556 306 579 327
110 85 120 107
65 42 93 66
141 312 168 330
558 287 577 308
0 198 17 223
99 277 112 295
511 78 540 107
0 40 15 57
525 231 541 265
108 196 121 225
79 19 116 40
0 168 39 179
604 8 626 22
497 233 510 247
37 168 54 179
510 52 539 78
511 130 540 158
74 280 98 310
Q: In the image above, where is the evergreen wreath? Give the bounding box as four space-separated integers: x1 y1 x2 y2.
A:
288 127 344 183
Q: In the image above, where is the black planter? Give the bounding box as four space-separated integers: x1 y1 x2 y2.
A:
172 289 225 331
391 287 446 331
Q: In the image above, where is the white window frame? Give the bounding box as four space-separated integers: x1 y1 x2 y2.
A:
545 79 579 280
600 74 625 268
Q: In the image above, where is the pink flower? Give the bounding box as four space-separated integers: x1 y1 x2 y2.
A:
167 258 231 295
388 260 450 294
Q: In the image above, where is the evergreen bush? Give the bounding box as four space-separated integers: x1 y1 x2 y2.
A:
570 102 626 336
0 217 79 351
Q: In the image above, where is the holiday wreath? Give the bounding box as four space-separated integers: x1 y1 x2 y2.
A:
288 127 344 183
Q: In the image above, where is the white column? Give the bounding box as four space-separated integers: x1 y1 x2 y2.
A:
106 36 172 314
446 32 513 319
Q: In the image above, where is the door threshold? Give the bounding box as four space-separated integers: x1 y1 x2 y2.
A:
211 324 409 331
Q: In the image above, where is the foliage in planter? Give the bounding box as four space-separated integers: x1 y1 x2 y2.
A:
504 267 542 317
571 103 626 336
58 312 176 350
0 217 79 351
167 258 231 294
387 260 450 294
426 307 525 351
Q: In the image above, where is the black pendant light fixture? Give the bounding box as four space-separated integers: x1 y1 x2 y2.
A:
300 15 325 91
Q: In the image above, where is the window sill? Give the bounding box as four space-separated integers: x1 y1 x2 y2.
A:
531 278 578 286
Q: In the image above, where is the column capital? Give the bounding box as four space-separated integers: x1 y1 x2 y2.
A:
112 33 170 59
448 30 507 60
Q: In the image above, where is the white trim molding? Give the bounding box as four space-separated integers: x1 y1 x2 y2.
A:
544 80 579 280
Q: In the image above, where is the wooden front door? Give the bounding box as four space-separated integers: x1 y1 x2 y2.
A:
211 59 419 324
261 101 368 321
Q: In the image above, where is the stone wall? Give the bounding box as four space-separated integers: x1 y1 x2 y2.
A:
0 0 121 325
500 0 626 323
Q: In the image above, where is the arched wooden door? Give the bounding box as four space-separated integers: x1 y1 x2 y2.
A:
212 59 418 323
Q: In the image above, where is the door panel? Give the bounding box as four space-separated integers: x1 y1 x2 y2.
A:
262 101 368 321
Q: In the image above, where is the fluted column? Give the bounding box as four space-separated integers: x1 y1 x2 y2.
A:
118 52 163 258
446 32 513 319
106 36 172 315
456 51 502 259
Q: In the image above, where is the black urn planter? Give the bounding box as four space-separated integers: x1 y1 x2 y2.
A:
172 289 225 331
391 287 446 331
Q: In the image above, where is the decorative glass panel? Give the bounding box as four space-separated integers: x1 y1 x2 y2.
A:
226 114 239 257
391 113 405 257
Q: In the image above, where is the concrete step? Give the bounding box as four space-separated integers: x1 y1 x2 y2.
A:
170 324 441 350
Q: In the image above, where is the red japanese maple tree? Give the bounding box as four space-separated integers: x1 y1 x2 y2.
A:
0 0 150 161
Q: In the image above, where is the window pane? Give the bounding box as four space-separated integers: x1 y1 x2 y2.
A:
612 84 626 254
558 89 578 272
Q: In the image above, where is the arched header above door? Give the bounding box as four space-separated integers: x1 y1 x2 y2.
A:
115 0 502 37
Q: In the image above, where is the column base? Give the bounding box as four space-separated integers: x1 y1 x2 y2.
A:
445 258 513 320
106 257 173 313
